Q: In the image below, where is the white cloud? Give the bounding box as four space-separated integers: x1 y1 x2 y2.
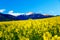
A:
8 11 34 16
8 10 25 16
0 9 5 13
26 12 33 15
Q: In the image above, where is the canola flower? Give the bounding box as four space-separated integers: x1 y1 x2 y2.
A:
0 31 3 38
0 16 60 40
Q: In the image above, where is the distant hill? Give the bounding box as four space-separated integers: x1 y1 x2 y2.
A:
0 13 15 21
15 13 54 20
0 13 54 21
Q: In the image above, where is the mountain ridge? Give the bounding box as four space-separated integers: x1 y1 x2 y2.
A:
0 13 54 21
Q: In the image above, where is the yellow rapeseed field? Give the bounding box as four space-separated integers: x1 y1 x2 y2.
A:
0 16 60 40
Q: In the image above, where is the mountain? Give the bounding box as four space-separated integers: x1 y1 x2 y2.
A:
0 13 15 21
15 15 28 20
16 13 54 20
0 13 54 21
28 13 46 19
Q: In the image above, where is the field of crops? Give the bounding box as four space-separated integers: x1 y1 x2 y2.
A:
0 16 60 40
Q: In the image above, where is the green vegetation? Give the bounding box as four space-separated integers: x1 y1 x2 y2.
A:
0 16 60 40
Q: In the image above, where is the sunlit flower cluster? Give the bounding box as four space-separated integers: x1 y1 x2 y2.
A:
0 16 60 40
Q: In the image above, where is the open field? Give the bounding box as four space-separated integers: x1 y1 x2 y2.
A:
0 16 60 40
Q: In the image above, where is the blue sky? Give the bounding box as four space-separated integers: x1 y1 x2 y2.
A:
0 0 60 15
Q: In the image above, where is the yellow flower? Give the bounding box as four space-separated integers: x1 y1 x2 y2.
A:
43 32 52 40
15 28 19 33
57 37 60 40
0 31 3 38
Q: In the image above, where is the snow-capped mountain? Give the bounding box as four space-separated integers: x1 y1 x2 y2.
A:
0 12 54 21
